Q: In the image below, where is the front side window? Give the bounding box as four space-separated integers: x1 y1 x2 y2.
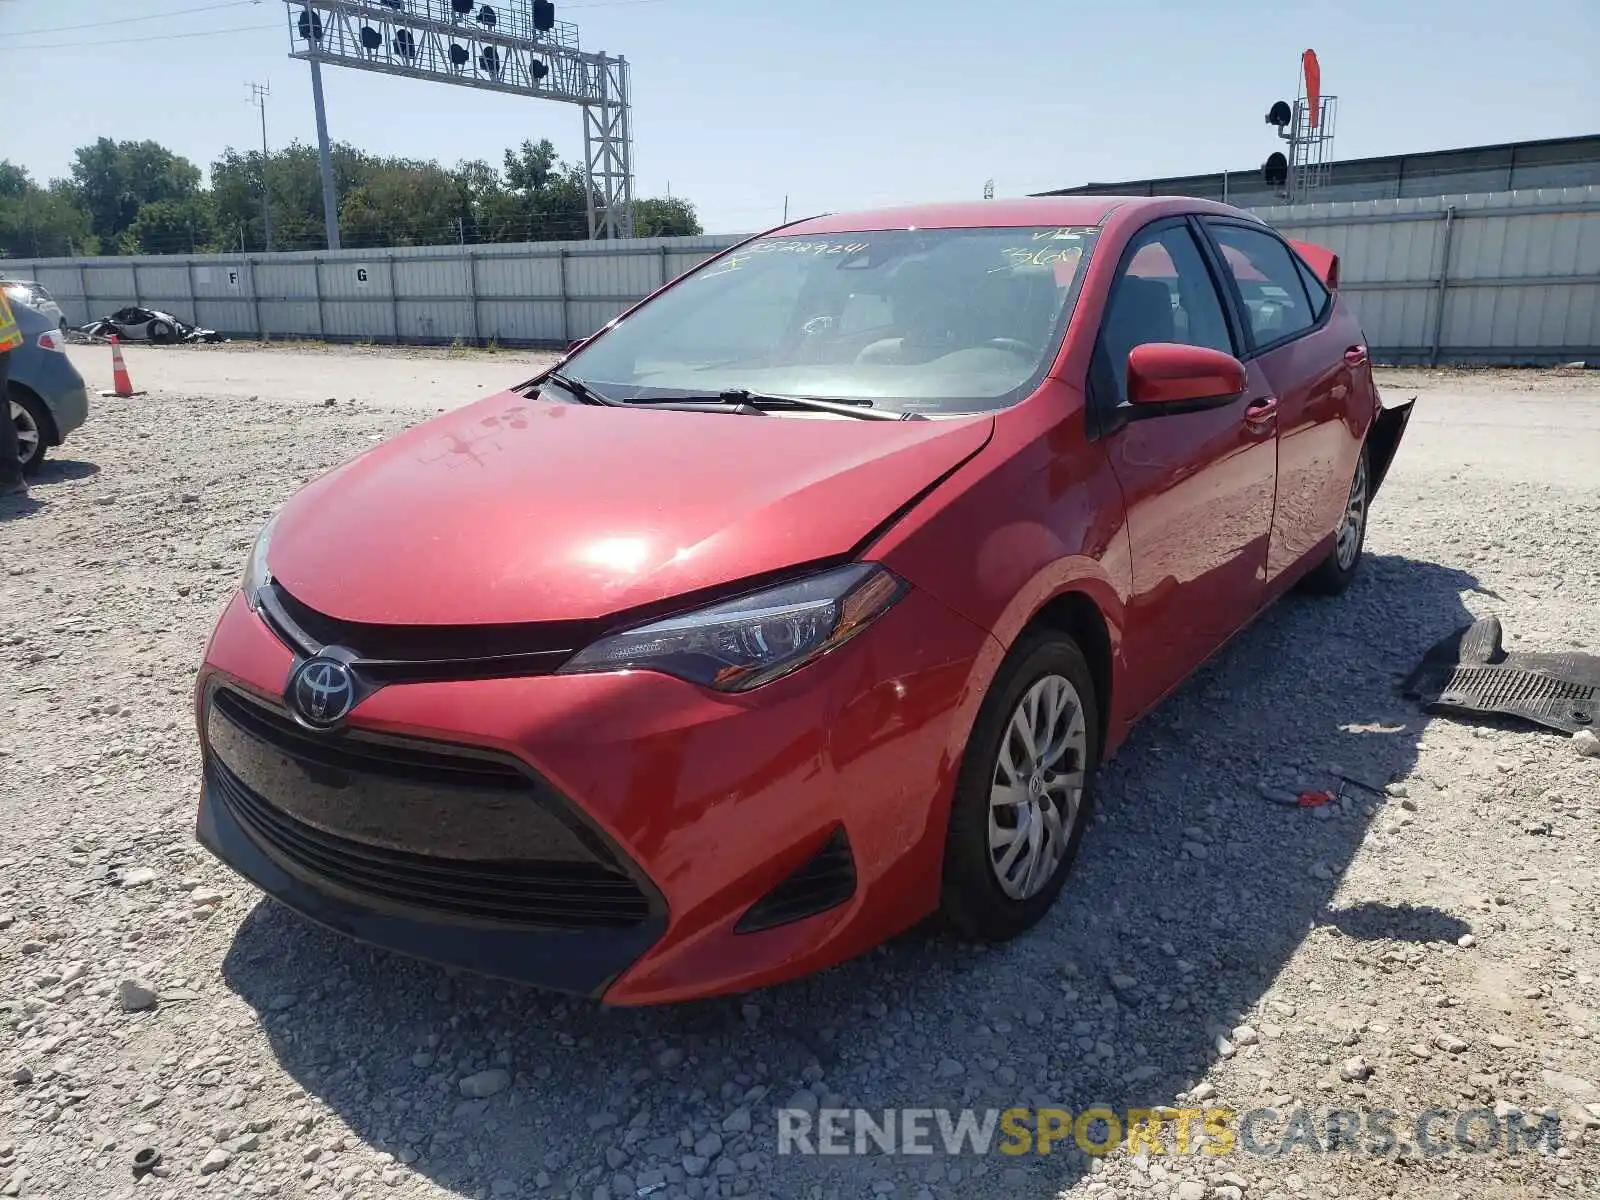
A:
1096 224 1234 405
1205 221 1317 347
563 225 1100 414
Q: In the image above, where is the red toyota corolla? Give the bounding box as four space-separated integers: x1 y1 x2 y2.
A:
195 197 1413 1005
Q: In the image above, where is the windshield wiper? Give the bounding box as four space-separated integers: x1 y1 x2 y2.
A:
628 388 923 422
539 370 619 407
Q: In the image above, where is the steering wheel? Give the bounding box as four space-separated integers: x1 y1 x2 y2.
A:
983 337 1038 356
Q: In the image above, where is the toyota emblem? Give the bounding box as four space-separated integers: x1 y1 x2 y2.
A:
287 656 357 728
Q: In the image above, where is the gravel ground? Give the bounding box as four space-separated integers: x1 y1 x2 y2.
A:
2 351 1598 1200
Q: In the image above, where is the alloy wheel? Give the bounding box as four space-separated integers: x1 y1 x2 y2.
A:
988 673 1088 901
1335 453 1368 571
10 399 39 466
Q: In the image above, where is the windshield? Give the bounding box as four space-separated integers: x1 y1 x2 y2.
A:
562 225 1099 414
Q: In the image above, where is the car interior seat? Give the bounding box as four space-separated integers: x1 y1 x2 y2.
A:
1101 276 1177 398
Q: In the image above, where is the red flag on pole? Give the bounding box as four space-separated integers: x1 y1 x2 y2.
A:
1303 49 1322 130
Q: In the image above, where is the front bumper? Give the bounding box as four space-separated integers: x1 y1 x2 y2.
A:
195 585 1001 1004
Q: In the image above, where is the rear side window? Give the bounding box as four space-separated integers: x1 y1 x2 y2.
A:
1293 256 1330 320
1205 221 1317 348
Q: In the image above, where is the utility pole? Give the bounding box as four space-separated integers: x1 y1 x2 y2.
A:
249 81 274 251
308 58 342 250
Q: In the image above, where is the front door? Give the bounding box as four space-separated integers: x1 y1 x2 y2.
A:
1089 219 1279 719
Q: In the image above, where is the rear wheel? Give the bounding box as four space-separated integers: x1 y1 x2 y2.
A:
940 632 1100 941
1301 444 1369 595
9 391 48 474
148 320 175 344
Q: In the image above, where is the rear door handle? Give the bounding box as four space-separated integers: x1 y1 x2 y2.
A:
1244 397 1279 430
1344 345 1369 367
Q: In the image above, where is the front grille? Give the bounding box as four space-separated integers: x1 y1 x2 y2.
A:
213 687 529 791
736 827 857 933
259 583 596 681
205 688 654 930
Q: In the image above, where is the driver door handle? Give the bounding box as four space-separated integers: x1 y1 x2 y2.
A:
1244 397 1279 431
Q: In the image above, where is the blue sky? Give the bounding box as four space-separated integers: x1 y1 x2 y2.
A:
3 0 1596 234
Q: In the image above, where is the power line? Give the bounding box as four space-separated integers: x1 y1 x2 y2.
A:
13 22 279 51
7 0 263 38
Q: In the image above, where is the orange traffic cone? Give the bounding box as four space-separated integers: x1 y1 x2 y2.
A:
102 334 144 398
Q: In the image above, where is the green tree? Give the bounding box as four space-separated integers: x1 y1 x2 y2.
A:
127 195 217 255
503 138 560 194
69 138 202 244
453 159 521 243
633 196 703 237
0 162 94 258
7 136 709 258
212 141 373 252
339 159 463 247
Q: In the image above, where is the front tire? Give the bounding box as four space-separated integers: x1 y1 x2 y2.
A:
148 320 174 345
940 632 1100 941
1301 444 1370 595
9 391 48 474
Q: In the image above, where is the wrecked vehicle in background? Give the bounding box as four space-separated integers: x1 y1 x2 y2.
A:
79 306 226 344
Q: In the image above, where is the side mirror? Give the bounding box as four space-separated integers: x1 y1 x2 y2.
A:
1127 342 1247 409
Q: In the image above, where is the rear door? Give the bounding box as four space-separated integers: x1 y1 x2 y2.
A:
1200 219 1365 587
1089 218 1279 718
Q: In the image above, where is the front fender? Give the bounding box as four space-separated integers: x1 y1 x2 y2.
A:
869 401 1134 751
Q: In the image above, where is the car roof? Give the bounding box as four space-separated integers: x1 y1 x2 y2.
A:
780 196 1258 236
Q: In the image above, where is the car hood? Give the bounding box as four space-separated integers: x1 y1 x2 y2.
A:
268 391 993 625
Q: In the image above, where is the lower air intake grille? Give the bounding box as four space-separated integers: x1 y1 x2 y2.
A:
204 687 654 931
736 827 857 934
212 758 652 929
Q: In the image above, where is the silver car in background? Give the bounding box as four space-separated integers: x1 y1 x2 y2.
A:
1 278 68 332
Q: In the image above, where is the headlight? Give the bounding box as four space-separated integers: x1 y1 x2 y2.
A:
558 563 906 692
241 516 277 611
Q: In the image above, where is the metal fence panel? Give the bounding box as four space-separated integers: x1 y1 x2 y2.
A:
196 299 256 333
3 197 1595 361
476 252 563 299
475 299 564 344
260 300 321 337
394 256 469 300
397 300 472 343
565 248 661 301
254 261 313 302
136 265 191 302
